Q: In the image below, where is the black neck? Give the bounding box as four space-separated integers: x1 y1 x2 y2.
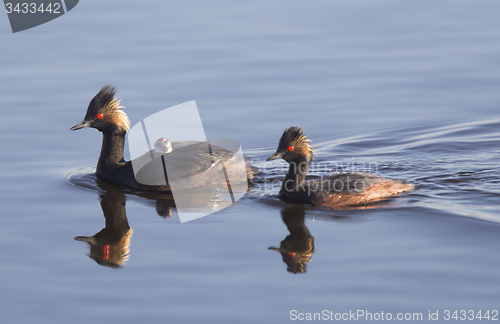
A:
96 131 126 175
101 191 130 232
282 155 311 192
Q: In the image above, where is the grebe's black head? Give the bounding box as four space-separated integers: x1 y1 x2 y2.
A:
267 126 314 163
70 85 130 134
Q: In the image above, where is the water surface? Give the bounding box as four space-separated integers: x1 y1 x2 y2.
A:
1 1 500 323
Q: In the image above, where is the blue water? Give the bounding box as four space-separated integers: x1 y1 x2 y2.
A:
1 1 500 323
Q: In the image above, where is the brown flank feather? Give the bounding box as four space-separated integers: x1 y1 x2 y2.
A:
317 180 415 207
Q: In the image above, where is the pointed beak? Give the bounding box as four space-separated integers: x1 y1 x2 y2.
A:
70 120 91 131
266 152 283 161
74 236 97 244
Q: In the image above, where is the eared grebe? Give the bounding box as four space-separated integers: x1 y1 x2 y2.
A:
266 127 414 208
71 85 256 192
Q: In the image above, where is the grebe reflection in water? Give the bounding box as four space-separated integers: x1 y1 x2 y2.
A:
269 205 315 274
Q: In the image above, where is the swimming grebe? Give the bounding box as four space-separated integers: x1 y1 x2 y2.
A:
266 127 414 207
71 85 256 192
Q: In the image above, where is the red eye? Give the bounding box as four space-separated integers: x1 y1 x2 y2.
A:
290 252 296 258
288 146 294 152
102 245 109 260
97 113 103 119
